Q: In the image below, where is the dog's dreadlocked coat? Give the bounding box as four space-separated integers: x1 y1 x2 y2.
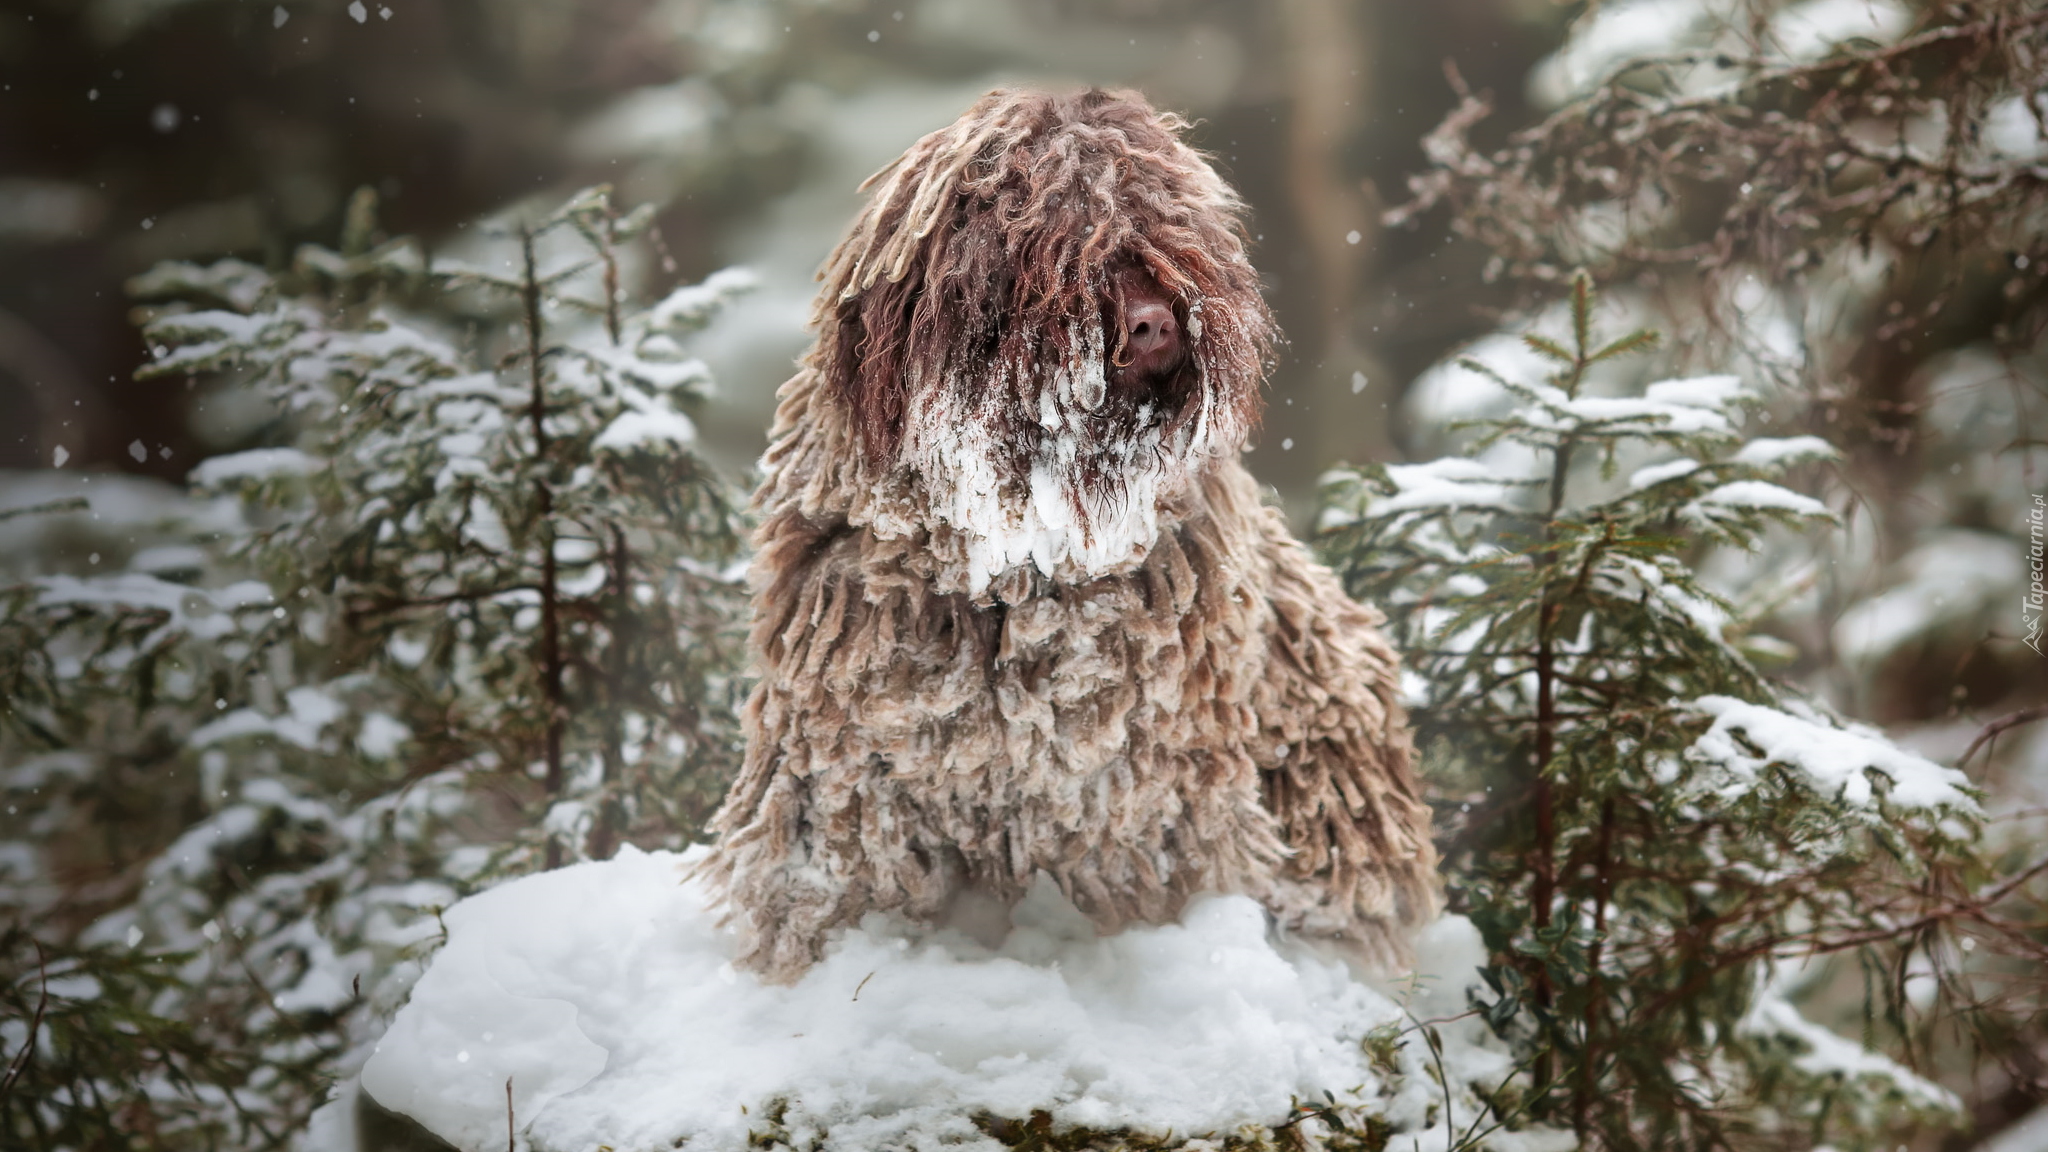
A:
696 88 1438 983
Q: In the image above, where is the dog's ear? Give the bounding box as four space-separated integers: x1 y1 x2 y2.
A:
822 273 921 469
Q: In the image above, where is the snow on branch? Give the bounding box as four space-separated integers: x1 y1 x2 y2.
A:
1739 982 1960 1117
646 266 759 334
1684 695 1980 815
187 447 323 489
1680 479 1835 531
1498 373 1753 445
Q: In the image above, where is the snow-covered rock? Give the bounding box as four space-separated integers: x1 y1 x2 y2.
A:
361 846 1525 1152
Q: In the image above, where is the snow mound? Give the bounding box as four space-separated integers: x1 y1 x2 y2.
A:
362 847 1478 1152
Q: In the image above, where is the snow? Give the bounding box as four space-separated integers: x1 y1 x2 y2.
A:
1985 95 2048 161
0 469 242 560
646 267 760 333
1527 0 1911 104
298 1082 362 1152
1684 480 1831 520
1685 696 1979 813
1512 374 1751 442
362 847 1527 1152
1739 979 1957 1112
461 494 510 552
1643 374 1749 410
333 314 462 369
145 307 294 375
357 712 412 759
128 543 208 574
42 973 103 1001
189 447 321 488
1731 436 1838 468
1405 333 1538 433
1367 459 1524 516
34 573 271 648
4 750 93 790
897 319 1231 594
597 348 714 395
1766 0 1911 63
414 372 526 407
1528 0 1722 106
128 258 272 312
190 686 347 751
1627 457 1700 490
1611 554 1731 643
593 407 698 452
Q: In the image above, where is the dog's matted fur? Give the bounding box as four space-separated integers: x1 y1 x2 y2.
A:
697 87 1438 982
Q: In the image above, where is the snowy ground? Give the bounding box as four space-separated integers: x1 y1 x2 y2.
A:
354 846 1531 1152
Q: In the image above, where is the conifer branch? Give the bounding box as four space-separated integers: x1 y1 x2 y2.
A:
0 940 47 1099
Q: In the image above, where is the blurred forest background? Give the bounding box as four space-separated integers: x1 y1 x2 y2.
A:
5 0 2040 730
3 0 2047 1150
0 0 1564 511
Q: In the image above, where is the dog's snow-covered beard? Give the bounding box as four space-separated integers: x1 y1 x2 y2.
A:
813 88 1276 594
900 308 1227 592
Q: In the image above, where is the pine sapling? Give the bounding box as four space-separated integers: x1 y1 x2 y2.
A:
0 186 752 1148
1319 272 1986 1152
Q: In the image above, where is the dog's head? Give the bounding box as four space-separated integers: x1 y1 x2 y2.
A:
811 88 1277 591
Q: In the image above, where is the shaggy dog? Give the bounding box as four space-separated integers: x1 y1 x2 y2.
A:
697 88 1437 983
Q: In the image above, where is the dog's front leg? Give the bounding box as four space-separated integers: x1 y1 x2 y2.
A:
1245 511 1441 970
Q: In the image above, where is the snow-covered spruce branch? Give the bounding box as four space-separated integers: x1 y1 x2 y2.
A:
1316 272 2003 1152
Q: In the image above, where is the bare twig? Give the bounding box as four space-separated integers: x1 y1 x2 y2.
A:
1395 1007 1484 1037
0 498 89 524
1960 704 2048 768
1415 1015 1455 1142
0 940 49 1098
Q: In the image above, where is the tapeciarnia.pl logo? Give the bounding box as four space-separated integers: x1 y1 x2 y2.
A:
2027 493 2044 657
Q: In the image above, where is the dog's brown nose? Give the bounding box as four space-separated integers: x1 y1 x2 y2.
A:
1125 300 1179 369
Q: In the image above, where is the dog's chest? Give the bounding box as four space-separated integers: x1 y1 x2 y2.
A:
859 528 1272 792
